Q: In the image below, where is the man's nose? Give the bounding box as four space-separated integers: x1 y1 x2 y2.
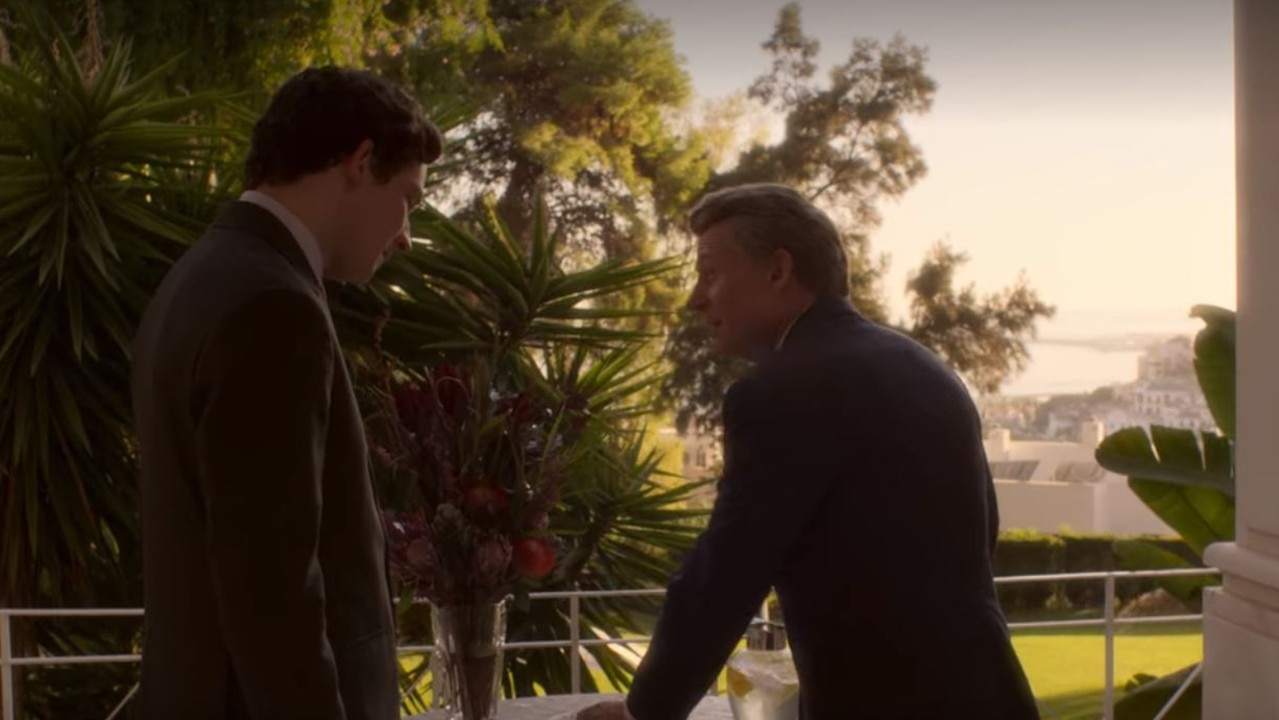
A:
686 286 707 313
392 226 412 253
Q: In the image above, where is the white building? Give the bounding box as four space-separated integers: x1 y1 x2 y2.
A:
985 421 1173 537
1137 336 1194 382
672 417 1170 536
675 428 722 506
1109 378 1217 432
1036 338 1216 438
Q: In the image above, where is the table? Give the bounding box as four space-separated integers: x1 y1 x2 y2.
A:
409 693 733 720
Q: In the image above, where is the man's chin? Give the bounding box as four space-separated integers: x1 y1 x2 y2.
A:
710 336 741 358
324 266 376 286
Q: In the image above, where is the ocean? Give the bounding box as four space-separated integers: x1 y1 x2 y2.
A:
996 308 1211 397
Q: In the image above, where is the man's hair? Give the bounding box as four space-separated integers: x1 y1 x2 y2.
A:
688 183 849 299
245 66 443 188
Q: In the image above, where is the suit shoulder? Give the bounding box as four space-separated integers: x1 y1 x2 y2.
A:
194 226 313 290
206 288 333 357
166 227 321 313
136 228 327 361
757 318 971 409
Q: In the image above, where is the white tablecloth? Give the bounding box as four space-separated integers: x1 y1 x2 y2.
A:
409 693 733 720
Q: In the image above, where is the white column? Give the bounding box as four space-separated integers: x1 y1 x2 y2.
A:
1202 1 1279 717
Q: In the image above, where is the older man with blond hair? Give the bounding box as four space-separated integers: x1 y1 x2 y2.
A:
581 183 1040 720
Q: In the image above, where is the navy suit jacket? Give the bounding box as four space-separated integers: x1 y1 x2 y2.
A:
627 297 1040 720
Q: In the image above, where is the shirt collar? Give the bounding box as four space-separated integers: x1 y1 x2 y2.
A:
238 190 324 283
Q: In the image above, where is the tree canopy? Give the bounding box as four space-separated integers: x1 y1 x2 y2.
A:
659 2 1054 433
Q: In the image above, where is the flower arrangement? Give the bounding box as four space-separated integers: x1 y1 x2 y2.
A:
372 358 586 607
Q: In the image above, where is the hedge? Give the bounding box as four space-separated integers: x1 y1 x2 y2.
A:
992 529 1203 617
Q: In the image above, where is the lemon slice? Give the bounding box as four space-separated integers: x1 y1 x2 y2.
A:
726 666 754 697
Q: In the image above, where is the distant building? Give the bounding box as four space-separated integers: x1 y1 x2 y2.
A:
985 420 1173 536
1033 337 1216 438
1138 336 1194 382
678 427 722 506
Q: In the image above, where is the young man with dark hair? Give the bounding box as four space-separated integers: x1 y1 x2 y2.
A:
130 66 442 720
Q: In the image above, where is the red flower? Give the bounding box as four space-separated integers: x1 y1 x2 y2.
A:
463 482 510 515
393 384 432 433
513 537 556 579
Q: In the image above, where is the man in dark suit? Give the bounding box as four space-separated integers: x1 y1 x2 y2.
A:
130 67 442 720
581 184 1040 720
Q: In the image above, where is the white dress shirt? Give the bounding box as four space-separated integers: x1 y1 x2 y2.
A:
238 189 325 284
775 314 800 351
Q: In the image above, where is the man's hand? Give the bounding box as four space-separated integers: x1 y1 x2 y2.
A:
576 700 630 720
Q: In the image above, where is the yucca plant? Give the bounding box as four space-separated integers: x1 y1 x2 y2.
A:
340 202 709 711
0 8 240 717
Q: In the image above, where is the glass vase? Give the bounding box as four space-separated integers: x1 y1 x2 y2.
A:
430 599 509 720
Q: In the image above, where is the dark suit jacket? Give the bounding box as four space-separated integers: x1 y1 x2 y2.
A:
130 202 398 720
627 297 1040 720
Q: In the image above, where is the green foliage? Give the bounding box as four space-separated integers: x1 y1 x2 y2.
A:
432 0 709 264
906 243 1056 395
1115 663 1201 720
1094 305 1236 720
355 202 680 360
0 6 242 716
992 530 1200 618
719 6 934 224
32 0 388 98
342 201 710 706
660 3 1054 433
1113 540 1212 612
1189 305 1235 438
0 2 238 609
713 2 936 317
1095 307 1236 557
0 0 1065 712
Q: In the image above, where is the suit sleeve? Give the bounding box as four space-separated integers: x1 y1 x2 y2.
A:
627 376 838 720
193 288 346 720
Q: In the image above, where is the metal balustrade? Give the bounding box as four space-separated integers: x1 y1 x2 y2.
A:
0 568 1220 720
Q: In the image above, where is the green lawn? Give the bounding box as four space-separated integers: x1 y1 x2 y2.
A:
401 622 1203 719
1014 622 1203 720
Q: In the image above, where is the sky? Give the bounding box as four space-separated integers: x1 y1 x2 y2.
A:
634 0 1236 337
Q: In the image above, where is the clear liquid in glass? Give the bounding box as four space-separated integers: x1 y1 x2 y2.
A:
725 648 800 720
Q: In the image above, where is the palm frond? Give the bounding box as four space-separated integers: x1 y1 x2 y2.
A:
0 11 242 714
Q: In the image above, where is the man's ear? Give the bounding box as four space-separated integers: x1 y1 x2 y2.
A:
339 139 376 186
770 247 796 288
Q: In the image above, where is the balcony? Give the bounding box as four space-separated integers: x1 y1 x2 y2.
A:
1 568 1218 720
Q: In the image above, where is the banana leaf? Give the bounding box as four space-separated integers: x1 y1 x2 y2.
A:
1096 426 1234 556
1116 663 1201 720
1189 304 1234 439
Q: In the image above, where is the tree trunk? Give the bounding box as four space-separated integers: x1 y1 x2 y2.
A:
495 158 542 251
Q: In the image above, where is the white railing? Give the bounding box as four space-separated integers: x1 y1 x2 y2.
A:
0 568 1220 720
